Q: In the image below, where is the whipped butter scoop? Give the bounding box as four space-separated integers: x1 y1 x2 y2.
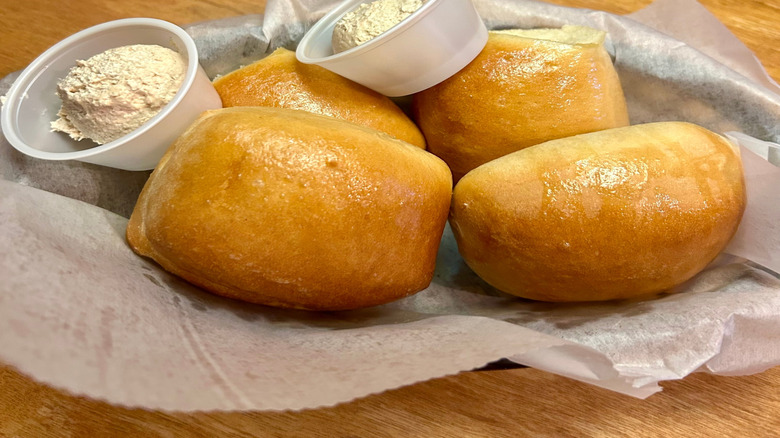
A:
332 0 427 53
52 44 186 145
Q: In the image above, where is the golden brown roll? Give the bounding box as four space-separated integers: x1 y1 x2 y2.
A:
413 26 630 181
213 47 426 149
127 107 452 310
450 122 746 302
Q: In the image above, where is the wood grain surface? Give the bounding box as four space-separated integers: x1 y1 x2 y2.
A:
2 0 780 436
2 364 779 437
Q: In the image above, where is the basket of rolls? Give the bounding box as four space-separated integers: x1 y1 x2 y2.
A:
127 20 745 309
2 0 779 410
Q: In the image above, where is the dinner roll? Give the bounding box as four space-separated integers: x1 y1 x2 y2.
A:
413 25 629 181
450 122 746 302
213 48 426 148
127 107 452 310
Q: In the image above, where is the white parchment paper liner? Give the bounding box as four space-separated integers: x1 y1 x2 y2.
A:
1 0 779 410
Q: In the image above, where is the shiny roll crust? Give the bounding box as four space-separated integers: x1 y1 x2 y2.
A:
450 122 746 302
213 48 426 148
413 26 630 181
127 107 452 310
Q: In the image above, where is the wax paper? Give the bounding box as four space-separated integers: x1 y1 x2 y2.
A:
1 0 779 410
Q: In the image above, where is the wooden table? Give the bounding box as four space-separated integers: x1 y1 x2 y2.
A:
2 0 779 436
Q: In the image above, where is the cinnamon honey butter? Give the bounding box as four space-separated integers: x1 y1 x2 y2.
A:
332 0 427 53
51 44 186 145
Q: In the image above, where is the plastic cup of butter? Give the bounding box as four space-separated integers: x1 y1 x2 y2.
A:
1 18 222 171
295 0 488 97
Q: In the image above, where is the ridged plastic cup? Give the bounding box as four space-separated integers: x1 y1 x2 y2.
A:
296 0 488 97
1 18 222 171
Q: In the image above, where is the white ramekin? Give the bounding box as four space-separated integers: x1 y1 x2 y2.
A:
295 0 488 97
1 18 222 171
